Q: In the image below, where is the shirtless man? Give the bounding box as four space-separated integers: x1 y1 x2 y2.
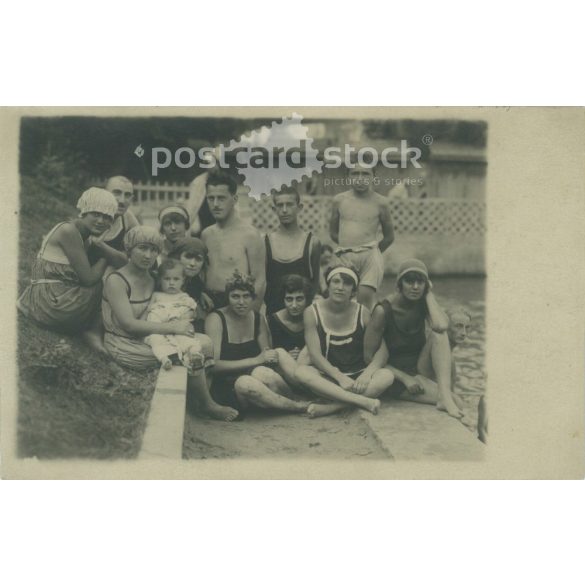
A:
201 171 266 311
264 186 321 315
330 161 395 310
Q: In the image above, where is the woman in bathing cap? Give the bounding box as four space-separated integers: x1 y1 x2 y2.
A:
363 258 464 418
157 204 191 263
102 226 237 421
294 265 394 418
17 187 123 338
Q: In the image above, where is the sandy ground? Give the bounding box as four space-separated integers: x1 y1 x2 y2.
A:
183 292 486 461
183 409 389 459
183 398 483 461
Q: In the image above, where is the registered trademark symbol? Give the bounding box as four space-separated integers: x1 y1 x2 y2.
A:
422 134 433 145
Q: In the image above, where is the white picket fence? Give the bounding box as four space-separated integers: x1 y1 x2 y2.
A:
127 180 484 237
132 181 191 207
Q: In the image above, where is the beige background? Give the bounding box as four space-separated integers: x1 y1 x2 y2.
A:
1 106 583 479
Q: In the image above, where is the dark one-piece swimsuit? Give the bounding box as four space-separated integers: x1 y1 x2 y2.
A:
210 310 261 411
378 299 427 397
264 231 314 315
267 312 305 352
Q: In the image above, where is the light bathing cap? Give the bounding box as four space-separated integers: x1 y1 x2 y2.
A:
158 205 190 223
124 225 165 253
77 187 118 218
326 266 359 287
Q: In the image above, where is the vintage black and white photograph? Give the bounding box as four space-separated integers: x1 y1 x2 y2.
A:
11 110 488 463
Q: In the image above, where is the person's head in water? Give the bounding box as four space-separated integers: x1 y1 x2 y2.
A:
325 266 359 302
272 186 302 227
124 225 164 270
157 259 186 295
206 171 238 222
168 237 207 279
346 151 376 194
281 274 314 319
105 176 134 216
320 244 334 268
396 258 430 301
76 187 118 236
158 205 190 244
225 270 256 317
447 306 472 346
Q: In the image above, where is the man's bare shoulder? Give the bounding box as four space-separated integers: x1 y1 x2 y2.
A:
333 190 352 203
201 224 219 241
241 224 263 244
374 191 392 207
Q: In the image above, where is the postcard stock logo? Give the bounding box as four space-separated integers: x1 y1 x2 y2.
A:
142 113 422 200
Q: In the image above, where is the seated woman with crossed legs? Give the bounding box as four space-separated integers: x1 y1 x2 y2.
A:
205 271 311 418
295 266 394 418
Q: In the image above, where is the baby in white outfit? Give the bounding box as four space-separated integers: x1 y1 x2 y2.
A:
145 260 207 372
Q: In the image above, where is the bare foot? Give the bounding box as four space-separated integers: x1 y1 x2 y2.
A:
436 400 463 418
162 358 172 370
363 397 380 415
307 402 347 418
82 331 108 356
205 402 239 422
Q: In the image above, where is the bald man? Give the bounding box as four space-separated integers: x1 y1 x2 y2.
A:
88 176 140 266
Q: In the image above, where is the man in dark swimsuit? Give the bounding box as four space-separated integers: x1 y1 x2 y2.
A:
264 186 321 315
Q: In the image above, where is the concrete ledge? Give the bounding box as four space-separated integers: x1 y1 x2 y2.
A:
359 401 485 461
139 366 188 459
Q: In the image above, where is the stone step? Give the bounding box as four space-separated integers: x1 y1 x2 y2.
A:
359 401 485 461
139 365 188 459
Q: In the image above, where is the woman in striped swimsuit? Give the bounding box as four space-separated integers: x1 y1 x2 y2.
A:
295 266 394 418
17 188 121 346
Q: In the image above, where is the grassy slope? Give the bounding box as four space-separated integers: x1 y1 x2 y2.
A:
17 179 156 459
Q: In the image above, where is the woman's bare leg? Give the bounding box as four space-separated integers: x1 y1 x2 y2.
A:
82 311 107 355
296 366 380 415
417 332 462 418
273 348 300 387
251 365 295 397
234 375 310 413
188 371 239 422
306 368 394 418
